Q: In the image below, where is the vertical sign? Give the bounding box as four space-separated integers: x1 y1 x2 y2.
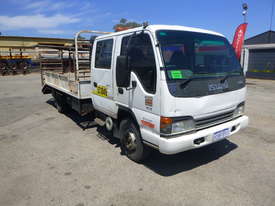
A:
232 23 248 60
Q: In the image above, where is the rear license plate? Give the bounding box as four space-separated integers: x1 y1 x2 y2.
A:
213 128 230 141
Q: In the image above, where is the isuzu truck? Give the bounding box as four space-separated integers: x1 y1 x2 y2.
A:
41 25 249 162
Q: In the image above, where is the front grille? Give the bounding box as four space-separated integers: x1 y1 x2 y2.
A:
195 110 234 129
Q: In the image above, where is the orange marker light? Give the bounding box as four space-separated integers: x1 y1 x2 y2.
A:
160 117 172 128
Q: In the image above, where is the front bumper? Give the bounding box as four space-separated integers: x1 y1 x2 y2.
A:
157 115 248 154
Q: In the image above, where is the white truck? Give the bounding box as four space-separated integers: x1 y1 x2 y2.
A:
41 25 249 162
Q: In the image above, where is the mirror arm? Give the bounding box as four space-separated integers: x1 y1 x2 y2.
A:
126 81 137 91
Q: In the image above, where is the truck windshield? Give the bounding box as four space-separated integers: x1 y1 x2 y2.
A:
156 30 245 97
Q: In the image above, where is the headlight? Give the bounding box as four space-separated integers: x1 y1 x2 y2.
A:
233 104 245 118
160 116 195 136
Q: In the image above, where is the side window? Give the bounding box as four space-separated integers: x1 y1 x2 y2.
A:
120 36 130 56
121 34 157 94
95 39 113 69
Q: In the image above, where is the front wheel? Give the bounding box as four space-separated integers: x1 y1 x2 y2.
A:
119 119 151 163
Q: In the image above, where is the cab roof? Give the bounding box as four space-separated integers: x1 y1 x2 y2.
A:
95 24 224 40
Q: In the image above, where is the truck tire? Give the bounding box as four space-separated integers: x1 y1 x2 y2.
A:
54 98 64 113
119 119 151 163
52 93 69 114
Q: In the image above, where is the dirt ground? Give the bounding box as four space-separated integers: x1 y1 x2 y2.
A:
0 74 274 206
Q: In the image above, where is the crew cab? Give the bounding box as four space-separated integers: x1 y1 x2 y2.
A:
41 25 249 162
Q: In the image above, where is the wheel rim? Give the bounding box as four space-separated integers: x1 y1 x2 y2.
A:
123 131 137 153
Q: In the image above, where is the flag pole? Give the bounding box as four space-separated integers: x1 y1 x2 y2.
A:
270 0 275 31
242 3 248 23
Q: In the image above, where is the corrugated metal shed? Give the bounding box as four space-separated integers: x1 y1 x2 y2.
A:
242 31 275 79
245 30 275 45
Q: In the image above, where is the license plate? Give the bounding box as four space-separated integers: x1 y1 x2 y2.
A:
213 128 230 141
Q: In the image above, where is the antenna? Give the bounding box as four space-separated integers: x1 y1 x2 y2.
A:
143 21 149 29
270 0 275 31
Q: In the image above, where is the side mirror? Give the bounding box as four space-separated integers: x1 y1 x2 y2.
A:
116 55 131 88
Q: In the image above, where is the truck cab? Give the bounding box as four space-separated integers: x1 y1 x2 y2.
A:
90 25 249 162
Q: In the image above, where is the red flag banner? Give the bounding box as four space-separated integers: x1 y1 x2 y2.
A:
232 23 248 60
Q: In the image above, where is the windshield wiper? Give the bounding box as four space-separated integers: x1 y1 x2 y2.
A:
220 74 230 83
179 77 205 89
179 71 242 90
220 71 242 83
179 79 193 89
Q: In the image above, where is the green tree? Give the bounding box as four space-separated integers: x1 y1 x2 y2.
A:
113 18 142 31
77 35 86 40
120 18 127 24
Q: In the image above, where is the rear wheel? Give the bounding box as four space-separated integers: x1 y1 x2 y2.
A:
52 92 69 113
119 119 151 163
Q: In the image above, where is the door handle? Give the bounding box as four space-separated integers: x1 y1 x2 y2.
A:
118 88 124 94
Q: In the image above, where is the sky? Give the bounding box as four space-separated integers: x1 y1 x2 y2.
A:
0 0 274 41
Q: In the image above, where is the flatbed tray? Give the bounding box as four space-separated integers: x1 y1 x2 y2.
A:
43 71 91 99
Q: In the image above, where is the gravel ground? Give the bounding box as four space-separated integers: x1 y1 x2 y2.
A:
0 74 274 206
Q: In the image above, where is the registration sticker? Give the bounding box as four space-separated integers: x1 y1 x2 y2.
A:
213 128 230 141
168 69 193 80
169 70 183 79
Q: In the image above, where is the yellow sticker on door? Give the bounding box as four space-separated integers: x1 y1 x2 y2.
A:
92 85 108 97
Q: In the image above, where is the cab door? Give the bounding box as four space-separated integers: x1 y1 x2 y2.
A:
91 38 117 117
115 32 161 143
